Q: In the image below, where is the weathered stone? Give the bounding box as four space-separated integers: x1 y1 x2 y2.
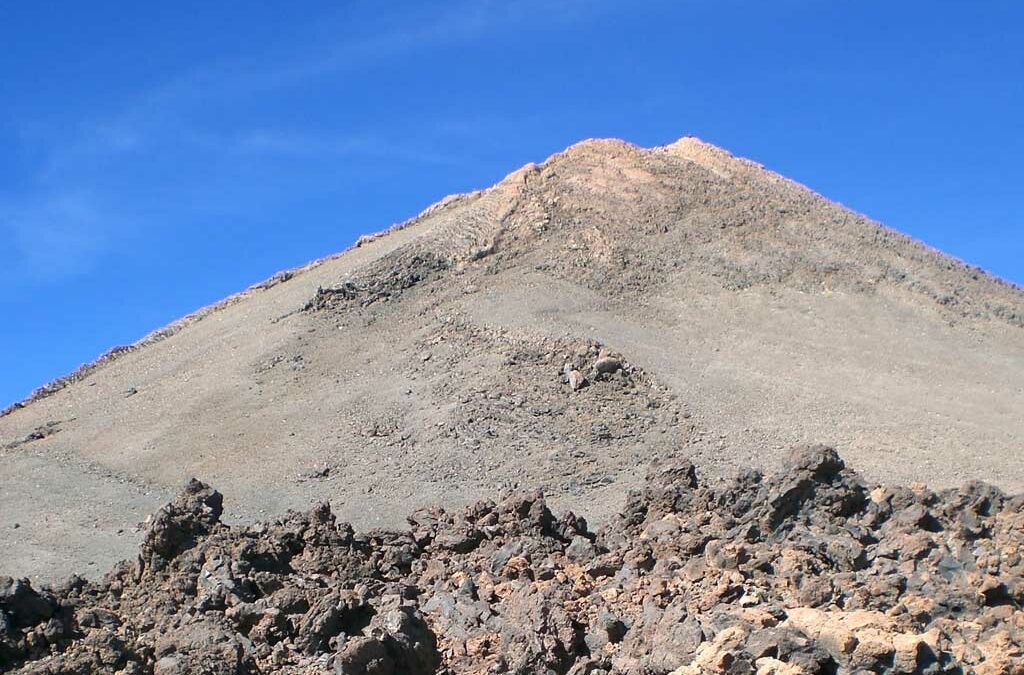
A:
567 369 587 391
6 447 1024 674
593 356 623 375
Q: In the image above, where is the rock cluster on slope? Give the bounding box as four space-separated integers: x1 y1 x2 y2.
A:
2 446 1022 674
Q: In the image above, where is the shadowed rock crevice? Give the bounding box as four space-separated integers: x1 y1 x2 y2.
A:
3 446 1022 674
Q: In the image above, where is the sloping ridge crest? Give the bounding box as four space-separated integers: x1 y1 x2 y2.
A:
3 135 1020 418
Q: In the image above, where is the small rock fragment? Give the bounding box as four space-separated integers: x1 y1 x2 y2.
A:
567 369 586 391
593 356 623 375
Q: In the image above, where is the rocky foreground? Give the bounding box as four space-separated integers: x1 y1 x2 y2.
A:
2 447 1022 674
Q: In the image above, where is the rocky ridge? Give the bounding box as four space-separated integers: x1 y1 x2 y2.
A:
3 447 1022 674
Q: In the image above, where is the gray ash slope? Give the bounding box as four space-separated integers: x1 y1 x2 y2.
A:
1 137 1023 583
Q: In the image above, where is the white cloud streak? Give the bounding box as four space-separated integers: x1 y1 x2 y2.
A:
1 190 111 283
3 0 613 287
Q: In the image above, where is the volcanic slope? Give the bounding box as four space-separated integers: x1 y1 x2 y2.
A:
2 137 1022 582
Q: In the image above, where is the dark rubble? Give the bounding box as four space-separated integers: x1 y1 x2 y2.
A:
2 447 1022 675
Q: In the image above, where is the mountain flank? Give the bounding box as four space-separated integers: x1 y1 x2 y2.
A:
1 137 1022 583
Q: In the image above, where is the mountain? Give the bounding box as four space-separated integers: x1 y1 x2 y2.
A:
2 137 1022 582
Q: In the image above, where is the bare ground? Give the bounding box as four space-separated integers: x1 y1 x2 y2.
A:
1 137 1022 583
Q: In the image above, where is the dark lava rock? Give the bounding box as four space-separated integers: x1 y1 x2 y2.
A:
3 447 1023 674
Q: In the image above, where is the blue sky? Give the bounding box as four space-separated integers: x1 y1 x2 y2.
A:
1 1 1022 408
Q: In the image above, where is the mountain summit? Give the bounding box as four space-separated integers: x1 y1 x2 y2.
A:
2 137 1022 581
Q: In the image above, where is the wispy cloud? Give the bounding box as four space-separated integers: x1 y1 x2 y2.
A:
0 190 112 284
126 0 607 107
2 0 611 287
234 131 462 165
